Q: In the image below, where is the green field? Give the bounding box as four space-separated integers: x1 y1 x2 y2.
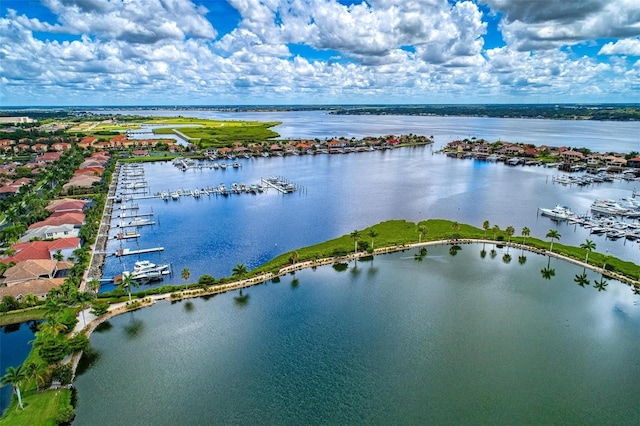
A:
253 219 640 281
1 389 71 426
148 118 280 147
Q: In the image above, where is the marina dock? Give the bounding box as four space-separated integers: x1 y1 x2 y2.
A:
114 247 164 257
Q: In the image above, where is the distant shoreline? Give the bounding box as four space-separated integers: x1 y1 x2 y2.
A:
2 104 640 121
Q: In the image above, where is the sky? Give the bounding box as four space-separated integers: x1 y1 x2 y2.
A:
0 0 639 106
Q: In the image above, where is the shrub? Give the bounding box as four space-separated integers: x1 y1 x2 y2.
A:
68 333 90 353
38 337 69 364
198 275 216 286
52 364 73 385
56 403 75 425
90 299 110 316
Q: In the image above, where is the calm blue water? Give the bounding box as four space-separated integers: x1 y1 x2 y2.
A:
74 246 640 425
93 109 640 153
99 148 640 291
0 321 40 413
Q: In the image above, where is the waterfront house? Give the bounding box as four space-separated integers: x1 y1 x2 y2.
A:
627 157 640 168
28 212 85 230
560 150 585 163
0 259 72 301
19 224 79 242
47 198 88 213
1 238 81 264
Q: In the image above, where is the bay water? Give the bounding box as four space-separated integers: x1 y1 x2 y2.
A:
73 246 640 424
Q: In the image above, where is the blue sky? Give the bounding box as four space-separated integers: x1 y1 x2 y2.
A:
0 0 639 106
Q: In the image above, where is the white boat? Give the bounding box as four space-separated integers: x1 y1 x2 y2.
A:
590 200 629 217
118 217 154 227
133 260 170 274
539 205 574 220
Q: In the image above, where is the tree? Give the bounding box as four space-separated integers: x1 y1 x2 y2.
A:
580 239 596 264
546 229 561 253
1 366 26 410
417 226 427 244
87 278 101 294
76 291 95 327
232 263 248 279
118 272 138 303
181 268 191 289
23 360 47 391
505 226 515 243
502 253 512 264
368 229 378 250
451 222 460 240
350 230 361 255
521 227 530 253
90 299 110 317
53 250 64 261
39 317 68 338
505 226 515 253
22 293 39 308
492 225 500 241
482 220 490 239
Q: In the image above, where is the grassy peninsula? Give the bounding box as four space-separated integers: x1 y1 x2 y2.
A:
2 219 639 425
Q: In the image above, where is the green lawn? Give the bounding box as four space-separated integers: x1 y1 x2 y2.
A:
1 388 71 426
0 307 45 327
148 118 281 146
252 219 640 281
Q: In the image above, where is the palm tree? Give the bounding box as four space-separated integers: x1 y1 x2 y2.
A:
368 229 378 250
574 272 589 287
43 297 63 320
480 249 487 258
546 229 561 253
502 253 512 264
232 263 248 279
39 317 67 337
23 361 46 391
350 230 361 255
580 239 596 264
77 291 94 327
505 225 515 253
1 366 26 410
417 226 427 244
53 250 64 261
22 293 38 308
518 255 527 265
492 225 500 241
181 268 191 289
87 278 101 294
482 220 490 239
521 226 530 246
118 272 138 303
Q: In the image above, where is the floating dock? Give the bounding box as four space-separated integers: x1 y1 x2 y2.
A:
114 247 164 257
